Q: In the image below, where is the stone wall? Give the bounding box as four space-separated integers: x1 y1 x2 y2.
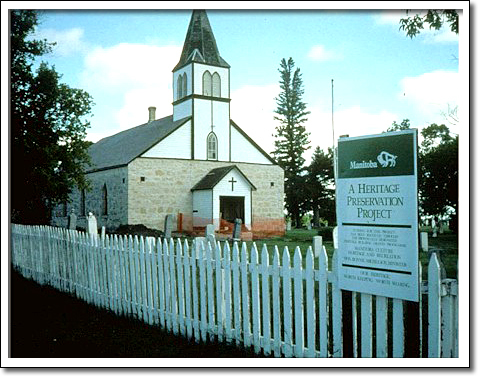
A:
127 158 284 235
51 166 128 231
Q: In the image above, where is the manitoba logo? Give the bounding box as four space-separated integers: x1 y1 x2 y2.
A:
377 151 397 167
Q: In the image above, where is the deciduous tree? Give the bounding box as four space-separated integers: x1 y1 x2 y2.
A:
11 10 94 224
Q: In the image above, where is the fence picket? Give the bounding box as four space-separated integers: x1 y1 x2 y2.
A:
232 242 242 346
129 235 138 317
261 244 271 356
376 296 388 358
331 250 342 357
224 242 233 343
169 239 179 335
250 243 261 353
241 242 251 349
156 238 165 326
392 299 404 357
360 293 372 358
215 241 224 342
206 241 215 339
305 247 316 358
150 238 159 324
282 247 293 358
145 237 154 325
183 240 193 339
199 240 207 342
428 252 442 358
163 239 172 332
318 245 329 358
176 239 186 335
191 240 200 342
293 247 304 358
272 246 281 357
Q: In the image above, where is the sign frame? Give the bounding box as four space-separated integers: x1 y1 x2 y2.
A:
336 129 420 302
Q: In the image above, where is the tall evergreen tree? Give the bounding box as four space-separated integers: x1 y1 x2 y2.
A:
11 10 94 224
272 57 311 227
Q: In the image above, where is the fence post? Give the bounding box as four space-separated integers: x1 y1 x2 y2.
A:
428 252 442 358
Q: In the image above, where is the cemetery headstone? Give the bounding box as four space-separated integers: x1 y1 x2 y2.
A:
307 222 312 231
194 237 206 260
164 214 173 239
232 218 242 241
87 212 98 236
432 217 438 238
101 226 106 240
439 219 444 234
313 235 323 258
68 209 77 230
286 220 291 231
205 224 215 238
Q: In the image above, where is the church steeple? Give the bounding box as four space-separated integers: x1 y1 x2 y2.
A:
173 10 229 72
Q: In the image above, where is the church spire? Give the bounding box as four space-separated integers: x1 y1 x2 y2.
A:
173 10 229 72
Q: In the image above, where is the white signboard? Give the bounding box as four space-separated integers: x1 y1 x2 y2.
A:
336 130 419 301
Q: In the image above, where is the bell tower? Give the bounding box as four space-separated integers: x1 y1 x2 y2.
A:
172 10 231 161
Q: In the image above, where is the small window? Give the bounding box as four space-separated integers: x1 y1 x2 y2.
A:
182 72 187 97
102 184 108 216
202 71 212 96
207 132 218 160
140 176 146 182
177 74 183 99
212 72 221 97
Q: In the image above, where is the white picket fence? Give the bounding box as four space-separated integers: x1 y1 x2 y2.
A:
10 224 458 358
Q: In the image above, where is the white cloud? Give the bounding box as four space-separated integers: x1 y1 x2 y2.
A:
33 27 89 56
398 70 460 130
81 43 181 134
373 10 407 26
307 45 342 62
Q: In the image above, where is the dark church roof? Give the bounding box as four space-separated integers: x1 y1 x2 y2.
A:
173 10 230 72
87 115 190 172
191 165 256 191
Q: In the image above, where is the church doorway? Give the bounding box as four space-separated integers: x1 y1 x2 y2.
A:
220 196 245 224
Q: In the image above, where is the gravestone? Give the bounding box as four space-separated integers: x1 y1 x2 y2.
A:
439 220 444 234
313 235 323 258
194 237 206 260
232 219 242 241
286 220 291 231
205 224 215 238
87 212 98 236
164 214 173 239
67 209 77 230
307 222 312 231
431 217 438 238
101 226 106 240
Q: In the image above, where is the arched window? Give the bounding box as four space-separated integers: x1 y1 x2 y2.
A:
80 189 86 216
212 72 221 97
102 184 108 216
202 71 212 96
182 73 187 97
177 74 183 99
207 132 218 160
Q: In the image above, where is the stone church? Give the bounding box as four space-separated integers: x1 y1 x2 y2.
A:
52 10 285 238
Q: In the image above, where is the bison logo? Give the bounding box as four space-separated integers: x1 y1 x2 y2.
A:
377 151 397 167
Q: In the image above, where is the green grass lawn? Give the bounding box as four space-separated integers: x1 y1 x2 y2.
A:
242 228 458 280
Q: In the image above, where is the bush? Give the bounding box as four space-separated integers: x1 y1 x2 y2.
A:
317 226 334 241
112 224 164 239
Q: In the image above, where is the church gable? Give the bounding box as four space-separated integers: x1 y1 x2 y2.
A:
141 119 192 159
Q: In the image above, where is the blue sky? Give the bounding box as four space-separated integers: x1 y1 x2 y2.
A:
6 3 468 162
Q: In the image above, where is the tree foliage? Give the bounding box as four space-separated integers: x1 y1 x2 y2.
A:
399 10 459 38
305 146 335 226
11 10 94 224
385 120 458 223
419 124 458 219
272 57 311 227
